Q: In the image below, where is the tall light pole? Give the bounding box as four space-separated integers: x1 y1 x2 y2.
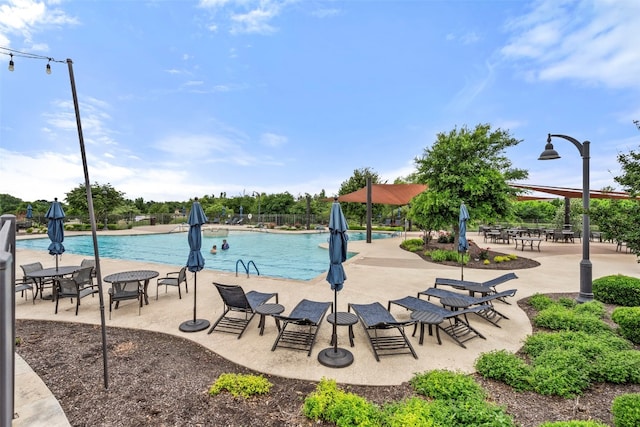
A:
539 133 593 303
253 191 261 224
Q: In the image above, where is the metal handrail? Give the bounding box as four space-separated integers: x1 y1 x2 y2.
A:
235 259 260 278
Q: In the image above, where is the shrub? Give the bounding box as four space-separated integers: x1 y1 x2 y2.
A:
533 304 610 334
381 398 434 427
612 393 640 427
401 238 424 252
612 307 640 344
523 330 630 361
409 370 485 401
593 350 640 384
427 398 515 427
593 274 640 306
303 378 380 426
208 373 272 398
530 348 592 398
529 293 555 311
428 249 466 264
475 350 532 391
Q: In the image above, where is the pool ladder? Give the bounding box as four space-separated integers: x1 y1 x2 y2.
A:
235 259 260 278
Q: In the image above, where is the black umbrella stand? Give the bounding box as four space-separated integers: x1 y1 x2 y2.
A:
318 289 354 368
179 272 210 332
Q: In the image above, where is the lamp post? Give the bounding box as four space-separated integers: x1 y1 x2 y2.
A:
253 191 261 223
102 188 109 231
539 133 593 303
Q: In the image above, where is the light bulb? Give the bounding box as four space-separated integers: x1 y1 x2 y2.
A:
46 62 51 74
8 53 14 71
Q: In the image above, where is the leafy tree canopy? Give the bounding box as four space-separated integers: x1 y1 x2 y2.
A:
411 123 528 232
615 148 640 196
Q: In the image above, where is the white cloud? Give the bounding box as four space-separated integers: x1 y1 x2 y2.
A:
0 0 78 46
260 132 287 148
501 0 640 90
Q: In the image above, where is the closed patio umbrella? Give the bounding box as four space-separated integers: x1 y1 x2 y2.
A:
318 198 353 368
458 202 470 280
179 197 211 332
45 198 65 271
26 204 33 219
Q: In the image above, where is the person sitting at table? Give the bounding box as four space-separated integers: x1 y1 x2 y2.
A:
221 239 229 250
210 245 217 254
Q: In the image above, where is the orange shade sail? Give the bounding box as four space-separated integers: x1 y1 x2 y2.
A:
337 183 428 206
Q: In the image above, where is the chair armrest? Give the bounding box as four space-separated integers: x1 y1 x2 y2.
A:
367 320 416 329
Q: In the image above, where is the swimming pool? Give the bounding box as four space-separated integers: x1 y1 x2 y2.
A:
16 231 391 281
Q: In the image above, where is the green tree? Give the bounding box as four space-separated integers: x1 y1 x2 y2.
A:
511 200 557 224
0 193 23 214
411 124 528 238
615 148 640 196
65 183 125 224
338 167 384 226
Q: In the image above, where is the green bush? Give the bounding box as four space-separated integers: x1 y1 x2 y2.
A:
523 331 631 360
427 249 468 264
409 370 485 401
530 348 592 398
426 398 515 427
381 398 434 427
613 393 640 427
474 350 532 391
593 350 640 384
303 378 380 426
533 304 610 334
612 306 640 344
593 275 640 306
208 373 272 398
401 238 424 252
529 293 555 311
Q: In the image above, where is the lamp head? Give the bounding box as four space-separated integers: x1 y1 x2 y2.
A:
538 134 561 160
8 53 14 71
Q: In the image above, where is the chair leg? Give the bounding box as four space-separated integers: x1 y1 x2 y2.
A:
178 285 182 299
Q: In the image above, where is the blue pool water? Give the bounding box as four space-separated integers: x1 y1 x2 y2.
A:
17 231 391 281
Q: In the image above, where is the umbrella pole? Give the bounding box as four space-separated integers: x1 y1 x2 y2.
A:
332 289 338 353
179 271 210 333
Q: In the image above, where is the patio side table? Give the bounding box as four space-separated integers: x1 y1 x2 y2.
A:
327 312 358 347
255 303 284 335
410 310 443 345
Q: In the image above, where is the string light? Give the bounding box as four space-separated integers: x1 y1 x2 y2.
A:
46 58 52 74
1 46 65 73
8 53 14 71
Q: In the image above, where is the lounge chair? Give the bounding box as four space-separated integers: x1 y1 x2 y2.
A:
388 296 488 348
349 302 418 361
433 272 518 302
208 283 278 338
419 287 517 327
271 299 331 356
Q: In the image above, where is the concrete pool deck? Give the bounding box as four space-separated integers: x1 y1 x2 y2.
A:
12 224 640 425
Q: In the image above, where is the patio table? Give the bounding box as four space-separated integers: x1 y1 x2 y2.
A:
26 265 81 300
104 270 159 306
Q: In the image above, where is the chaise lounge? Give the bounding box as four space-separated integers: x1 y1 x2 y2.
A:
433 272 518 302
271 299 332 356
349 302 418 361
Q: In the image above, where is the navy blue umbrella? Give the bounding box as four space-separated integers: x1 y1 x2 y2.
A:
26 204 33 219
45 198 65 271
180 198 210 332
458 202 470 280
318 199 353 368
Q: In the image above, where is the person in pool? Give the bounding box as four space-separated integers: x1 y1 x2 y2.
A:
221 239 229 250
210 245 217 254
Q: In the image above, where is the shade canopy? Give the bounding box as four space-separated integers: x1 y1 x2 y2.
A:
186 200 207 273
337 183 428 205
326 201 348 292
510 183 633 200
45 198 65 257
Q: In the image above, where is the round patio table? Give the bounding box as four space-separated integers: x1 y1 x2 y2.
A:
26 265 81 300
410 310 443 345
255 303 285 335
327 312 358 347
104 270 159 306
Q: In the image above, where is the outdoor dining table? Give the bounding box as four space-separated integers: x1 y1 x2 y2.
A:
103 270 159 306
25 265 81 300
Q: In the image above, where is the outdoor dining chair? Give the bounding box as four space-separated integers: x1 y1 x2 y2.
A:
15 279 35 304
55 267 99 315
108 280 143 319
20 261 52 299
208 283 278 338
156 266 188 300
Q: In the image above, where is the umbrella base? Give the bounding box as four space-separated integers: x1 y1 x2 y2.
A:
317 347 354 368
179 319 210 333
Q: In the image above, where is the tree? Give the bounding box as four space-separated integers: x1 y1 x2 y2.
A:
0 193 23 214
338 167 384 226
615 149 640 197
65 183 125 223
411 124 528 238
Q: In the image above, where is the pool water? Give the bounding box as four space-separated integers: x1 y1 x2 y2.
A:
17 231 391 281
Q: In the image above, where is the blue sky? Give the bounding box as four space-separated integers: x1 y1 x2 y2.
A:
1 0 639 203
